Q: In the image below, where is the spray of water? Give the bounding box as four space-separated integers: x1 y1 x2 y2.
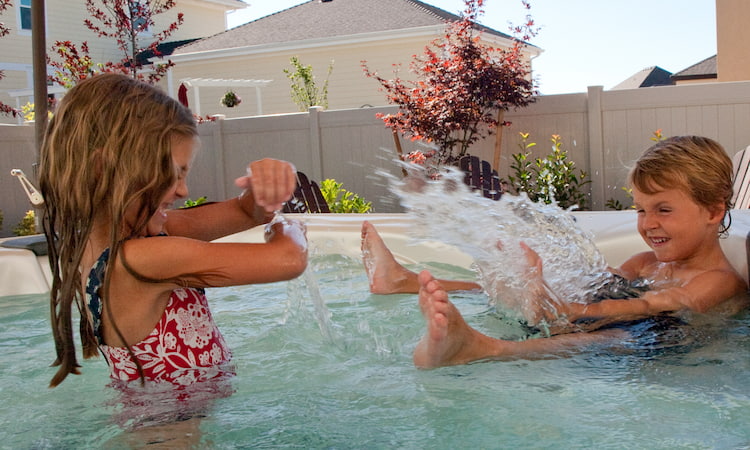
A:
386 166 614 322
270 210 342 344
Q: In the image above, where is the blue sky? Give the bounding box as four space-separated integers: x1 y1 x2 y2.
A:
226 0 717 95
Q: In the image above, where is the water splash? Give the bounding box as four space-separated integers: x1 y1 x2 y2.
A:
275 210 340 344
387 166 613 321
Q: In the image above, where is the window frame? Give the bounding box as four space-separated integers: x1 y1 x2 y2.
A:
16 0 32 35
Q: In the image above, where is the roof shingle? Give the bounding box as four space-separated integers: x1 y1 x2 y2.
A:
671 54 717 80
174 0 516 54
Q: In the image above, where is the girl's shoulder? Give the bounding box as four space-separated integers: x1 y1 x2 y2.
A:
119 234 206 282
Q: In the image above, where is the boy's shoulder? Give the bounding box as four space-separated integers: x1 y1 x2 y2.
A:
618 251 657 278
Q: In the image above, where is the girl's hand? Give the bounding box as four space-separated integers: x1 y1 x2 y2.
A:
235 159 297 213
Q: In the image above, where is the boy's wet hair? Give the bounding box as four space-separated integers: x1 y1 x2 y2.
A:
629 135 733 234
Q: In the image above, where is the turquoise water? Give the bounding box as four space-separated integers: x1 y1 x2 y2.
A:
1 252 749 448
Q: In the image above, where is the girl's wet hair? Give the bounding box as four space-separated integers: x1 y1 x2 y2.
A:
629 135 734 235
39 73 197 387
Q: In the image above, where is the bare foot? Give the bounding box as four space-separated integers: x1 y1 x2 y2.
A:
412 270 630 366
361 221 418 294
413 270 503 368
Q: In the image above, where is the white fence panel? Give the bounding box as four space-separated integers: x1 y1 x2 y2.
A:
4 82 750 236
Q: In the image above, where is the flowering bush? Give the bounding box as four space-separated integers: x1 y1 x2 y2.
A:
14 210 37 236
362 0 537 165
20 102 54 122
48 1 183 86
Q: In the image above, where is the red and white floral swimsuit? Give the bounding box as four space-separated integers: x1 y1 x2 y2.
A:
86 248 233 385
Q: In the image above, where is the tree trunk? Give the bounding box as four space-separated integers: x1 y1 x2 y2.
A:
492 109 505 172
392 130 408 177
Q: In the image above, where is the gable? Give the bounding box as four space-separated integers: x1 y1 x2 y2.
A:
612 66 674 90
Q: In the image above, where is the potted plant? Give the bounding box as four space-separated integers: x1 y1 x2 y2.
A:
220 90 242 108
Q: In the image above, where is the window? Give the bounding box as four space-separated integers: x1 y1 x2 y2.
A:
18 0 31 32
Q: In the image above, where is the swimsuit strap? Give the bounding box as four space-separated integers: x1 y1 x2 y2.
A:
86 248 110 344
590 273 652 302
84 234 165 344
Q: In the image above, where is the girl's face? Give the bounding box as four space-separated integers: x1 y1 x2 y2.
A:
145 135 198 236
633 185 723 263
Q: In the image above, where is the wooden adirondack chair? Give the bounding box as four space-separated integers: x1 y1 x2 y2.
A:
282 171 330 213
458 155 503 200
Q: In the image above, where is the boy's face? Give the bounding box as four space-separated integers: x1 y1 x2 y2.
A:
632 186 723 263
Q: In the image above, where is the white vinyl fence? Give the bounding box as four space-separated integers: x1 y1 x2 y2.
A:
3 82 750 237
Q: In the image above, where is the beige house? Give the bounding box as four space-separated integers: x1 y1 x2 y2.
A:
716 0 750 82
1 0 539 122
662 0 749 86
0 0 246 124
167 0 541 118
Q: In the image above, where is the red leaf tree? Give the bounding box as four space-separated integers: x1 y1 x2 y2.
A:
49 0 184 87
362 0 537 164
0 0 19 117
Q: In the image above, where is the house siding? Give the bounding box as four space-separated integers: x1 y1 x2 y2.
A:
717 0 750 82
0 0 241 123
169 30 525 117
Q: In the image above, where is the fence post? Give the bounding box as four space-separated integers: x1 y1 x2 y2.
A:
308 106 324 180
211 116 227 200
587 85 605 209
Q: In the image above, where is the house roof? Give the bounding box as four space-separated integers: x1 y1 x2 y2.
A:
173 0 521 55
136 38 202 64
671 54 717 81
612 66 674 90
200 0 247 8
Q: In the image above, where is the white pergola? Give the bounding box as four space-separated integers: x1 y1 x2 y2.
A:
180 77 272 116
6 85 67 125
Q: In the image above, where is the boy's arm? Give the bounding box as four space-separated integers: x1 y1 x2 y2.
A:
564 269 746 321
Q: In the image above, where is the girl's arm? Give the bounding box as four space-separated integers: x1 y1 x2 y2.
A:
164 196 271 242
165 158 297 241
123 218 308 288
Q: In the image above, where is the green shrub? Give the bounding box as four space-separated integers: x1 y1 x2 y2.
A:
14 210 36 236
181 196 208 208
284 56 333 111
507 133 590 210
605 187 634 210
320 179 372 213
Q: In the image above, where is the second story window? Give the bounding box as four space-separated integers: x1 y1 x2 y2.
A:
18 0 32 32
